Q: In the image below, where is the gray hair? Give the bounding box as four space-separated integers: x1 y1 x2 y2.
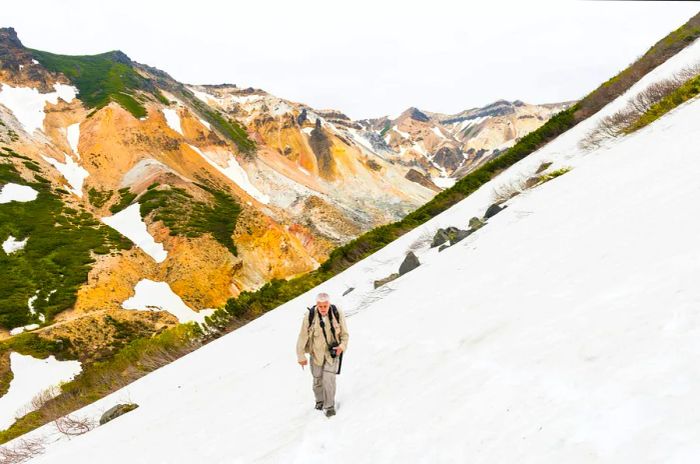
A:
316 292 330 303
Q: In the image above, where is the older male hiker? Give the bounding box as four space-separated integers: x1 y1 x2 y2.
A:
296 292 349 417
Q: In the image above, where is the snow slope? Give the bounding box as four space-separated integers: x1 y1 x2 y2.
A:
0 353 81 430
21 39 700 464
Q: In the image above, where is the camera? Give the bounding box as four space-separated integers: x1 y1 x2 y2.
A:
329 342 340 358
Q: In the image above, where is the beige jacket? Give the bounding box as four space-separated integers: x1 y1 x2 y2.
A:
296 306 349 366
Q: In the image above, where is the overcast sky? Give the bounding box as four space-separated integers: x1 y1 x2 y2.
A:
3 1 699 119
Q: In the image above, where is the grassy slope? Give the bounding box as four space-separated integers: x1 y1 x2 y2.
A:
0 151 131 329
30 50 167 119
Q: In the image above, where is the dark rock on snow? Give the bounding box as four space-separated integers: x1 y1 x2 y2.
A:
399 251 420 275
431 226 465 248
342 287 355 296
450 229 472 245
484 203 504 219
468 217 485 231
100 403 139 426
374 273 399 289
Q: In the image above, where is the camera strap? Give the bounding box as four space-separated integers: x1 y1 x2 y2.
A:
317 309 338 346
317 308 343 375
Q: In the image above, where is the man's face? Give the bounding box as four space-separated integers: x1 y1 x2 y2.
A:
317 300 330 315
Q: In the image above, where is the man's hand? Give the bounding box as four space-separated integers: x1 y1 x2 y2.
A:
298 358 308 369
334 346 343 355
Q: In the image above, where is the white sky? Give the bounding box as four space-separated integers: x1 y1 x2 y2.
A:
3 1 699 119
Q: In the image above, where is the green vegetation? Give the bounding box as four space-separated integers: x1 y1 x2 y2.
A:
87 187 113 208
0 353 11 398
138 183 241 255
109 187 137 214
0 162 131 329
1 146 32 161
0 323 202 443
0 332 71 360
30 50 157 118
185 94 256 154
540 167 572 183
379 120 391 137
221 273 328 321
577 12 700 119
626 74 700 133
22 160 41 172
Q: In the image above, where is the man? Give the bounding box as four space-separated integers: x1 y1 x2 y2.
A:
296 292 349 417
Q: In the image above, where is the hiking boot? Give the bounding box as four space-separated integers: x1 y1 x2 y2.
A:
315 401 323 410
325 407 336 418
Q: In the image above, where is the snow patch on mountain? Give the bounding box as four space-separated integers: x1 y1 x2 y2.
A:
0 83 76 133
101 203 167 263
198 117 211 130
431 176 456 189
8 324 39 336
392 126 410 139
121 279 214 324
431 126 446 139
189 88 218 105
162 108 183 135
0 353 81 430
41 154 88 197
0 183 38 203
2 235 27 254
66 123 80 157
188 144 270 204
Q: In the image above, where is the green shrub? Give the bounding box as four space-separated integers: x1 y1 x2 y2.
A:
109 187 137 214
184 93 256 154
540 167 572 182
0 333 71 360
88 187 113 208
626 73 700 132
139 183 241 255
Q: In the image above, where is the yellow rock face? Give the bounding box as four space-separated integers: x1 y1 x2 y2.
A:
232 208 321 290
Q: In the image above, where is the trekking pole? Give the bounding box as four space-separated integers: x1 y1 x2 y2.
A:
337 352 343 375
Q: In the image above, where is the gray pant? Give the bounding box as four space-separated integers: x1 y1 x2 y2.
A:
310 357 337 409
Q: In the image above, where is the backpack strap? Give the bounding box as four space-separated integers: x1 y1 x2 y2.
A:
307 305 316 327
331 304 339 323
